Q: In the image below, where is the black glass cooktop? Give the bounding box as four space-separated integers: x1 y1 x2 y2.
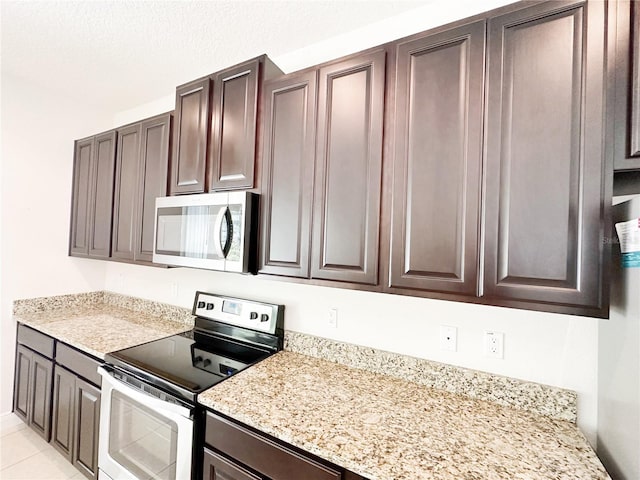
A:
105 330 271 399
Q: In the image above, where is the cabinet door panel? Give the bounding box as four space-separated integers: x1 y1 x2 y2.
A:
70 138 93 256
88 131 116 258
612 1 640 170
30 352 53 441
73 378 100 480
484 0 609 310
210 59 260 190
112 124 141 261
171 77 210 194
13 345 32 422
390 21 485 294
312 51 385 284
260 71 317 277
51 366 75 462
203 448 262 480
136 114 171 262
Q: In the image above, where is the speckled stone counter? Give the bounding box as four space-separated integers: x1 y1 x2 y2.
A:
199 351 609 480
13 291 193 359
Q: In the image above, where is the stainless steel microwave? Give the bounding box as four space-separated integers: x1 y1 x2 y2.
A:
153 192 257 273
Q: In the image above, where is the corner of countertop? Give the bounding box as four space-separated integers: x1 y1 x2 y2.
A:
283 330 578 424
13 290 195 327
13 291 106 315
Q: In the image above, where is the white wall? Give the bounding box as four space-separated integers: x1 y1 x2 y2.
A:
107 0 602 447
0 73 112 414
598 196 640 480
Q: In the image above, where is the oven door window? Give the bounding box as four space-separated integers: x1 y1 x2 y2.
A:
109 390 179 480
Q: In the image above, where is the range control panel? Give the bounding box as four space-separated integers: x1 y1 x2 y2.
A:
192 292 283 335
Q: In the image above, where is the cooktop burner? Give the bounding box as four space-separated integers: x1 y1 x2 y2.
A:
104 292 284 403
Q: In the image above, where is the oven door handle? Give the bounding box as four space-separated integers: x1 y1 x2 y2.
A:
98 366 193 420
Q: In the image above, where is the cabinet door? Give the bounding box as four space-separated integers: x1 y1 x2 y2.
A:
112 124 141 261
483 0 610 312
209 58 260 190
88 131 117 258
51 366 75 462
203 448 262 480
73 378 100 480
170 77 211 194
613 0 640 170
69 138 94 256
259 71 317 278
389 21 485 294
29 352 53 441
135 114 171 263
13 345 32 422
311 51 385 284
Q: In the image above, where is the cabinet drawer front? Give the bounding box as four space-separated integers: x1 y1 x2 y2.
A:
206 413 341 480
17 324 54 359
56 343 101 387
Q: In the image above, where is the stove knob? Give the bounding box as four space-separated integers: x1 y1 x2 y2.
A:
206 303 214 310
194 356 203 363
197 301 205 309
250 312 258 320
260 314 269 322
203 359 212 367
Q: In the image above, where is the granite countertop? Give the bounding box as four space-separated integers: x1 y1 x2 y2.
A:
199 350 609 480
13 291 193 359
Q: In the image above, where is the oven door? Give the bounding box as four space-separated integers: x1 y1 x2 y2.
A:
97 366 194 480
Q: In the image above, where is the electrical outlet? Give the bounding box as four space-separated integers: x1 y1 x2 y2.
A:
439 325 457 352
328 308 338 328
170 282 179 298
484 331 504 359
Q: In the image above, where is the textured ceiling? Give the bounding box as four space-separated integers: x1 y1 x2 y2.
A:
1 0 430 113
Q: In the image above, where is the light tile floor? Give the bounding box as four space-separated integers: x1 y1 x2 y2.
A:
0 413 83 479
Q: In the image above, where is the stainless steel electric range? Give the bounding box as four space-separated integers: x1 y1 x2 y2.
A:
97 291 284 480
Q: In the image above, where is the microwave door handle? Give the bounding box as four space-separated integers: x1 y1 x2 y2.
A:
213 206 231 258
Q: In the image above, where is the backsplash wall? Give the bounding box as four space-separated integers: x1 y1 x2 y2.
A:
103 261 600 446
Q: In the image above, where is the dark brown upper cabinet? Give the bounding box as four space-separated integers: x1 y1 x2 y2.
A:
482 0 611 316
170 77 211 194
170 56 282 194
613 0 640 171
311 50 386 285
112 124 141 261
113 113 172 264
210 58 262 190
259 71 318 278
388 21 485 295
136 114 172 262
69 131 117 259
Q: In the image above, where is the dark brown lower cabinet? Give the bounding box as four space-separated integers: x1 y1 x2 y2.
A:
73 378 101 479
203 448 262 480
51 366 76 462
204 412 365 480
14 326 101 480
51 350 101 480
13 338 54 441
